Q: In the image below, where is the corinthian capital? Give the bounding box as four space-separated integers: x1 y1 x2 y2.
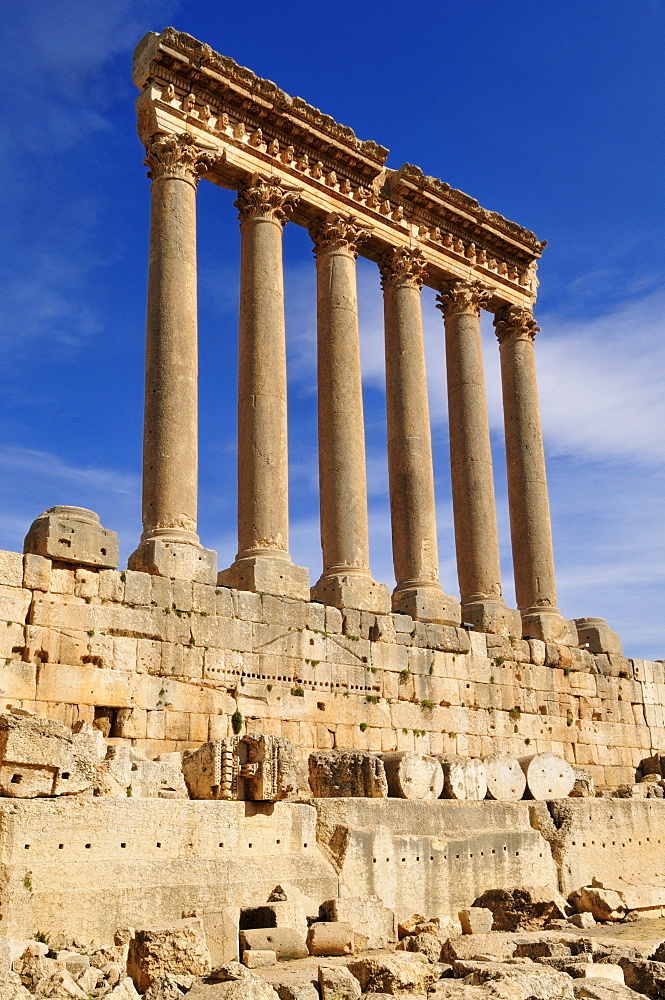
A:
493 304 540 344
144 133 216 185
435 280 490 317
309 213 371 257
235 174 301 225
379 247 428 289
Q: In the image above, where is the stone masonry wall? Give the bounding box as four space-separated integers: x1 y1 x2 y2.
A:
0 548 663 788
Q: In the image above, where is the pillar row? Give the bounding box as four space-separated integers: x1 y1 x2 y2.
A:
218 174 309 600
381 248 460 625
310 213 390 613
129 133 217 584
437 281 521 636
494 304 576 643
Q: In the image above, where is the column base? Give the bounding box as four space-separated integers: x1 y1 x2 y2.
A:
461 596 522 637
218 553 310 602
128 536 217 584
311 571 391 614
392 584 460 626
575 617 623 656
520 607 578 645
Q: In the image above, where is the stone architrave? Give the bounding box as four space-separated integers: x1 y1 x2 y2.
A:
182 737 239 800
238 734 297 801
380 248 460 625
24 507 119 569
218 175 309 601
493 305 576 643
129 133 217 584
309 213 391 614
308 750 388 798
436 282 520 637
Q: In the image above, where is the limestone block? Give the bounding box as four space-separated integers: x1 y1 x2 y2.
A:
182 738 239 799
396 932 443 962
24 507 118 569
572 981 643 1000
0 550 24 588
320 896 396 950
570 767 595 798
381 751 443 800
129 538 217 585
438 755 487 800
568 887 626 922
30 968 87 997
347 955 441 995
483 754 527 801
239 735 298 801
93 744 133 797
0 585 31 624
306 922 355 957
268 883 320 922
519 753 575 800
458 908 494 934
569 912 596 929
457 959 575 999
55 952 90 979
472 887 568 931
318 966 361 1000
309 750 388 797
239 928 308 961
127 918 211 993
188 980 281 1000
242 951 276 969
131 757 188 798
0 713 103 797
240 901 308 942
576 619 623 657
441 934 515 963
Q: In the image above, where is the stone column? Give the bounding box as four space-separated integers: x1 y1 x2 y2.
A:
218 174 309 601
436 281 521 636
493 304 575 643
310 213 390 613
380 248 459 625
129 133 217 583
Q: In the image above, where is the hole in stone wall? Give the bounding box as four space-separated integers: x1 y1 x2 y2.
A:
58 844 64 849
61 773 70 780
156 843 161 848
93 707 116 739
11 774 22 784
85 844 91 849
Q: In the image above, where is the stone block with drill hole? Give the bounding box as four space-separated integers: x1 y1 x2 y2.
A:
519 753 575 800
240 902 308 943
24 507 118 569
309 750 388 798
318 965 362 1000
381 751 443 800
575 618 623 656
0 713 104 798
320 896 396 950
438 755 487 800
126 918 212 993
239 928 308 961
306 922 356 957
458 907 494 934
483 754 526 801
129 538 217 585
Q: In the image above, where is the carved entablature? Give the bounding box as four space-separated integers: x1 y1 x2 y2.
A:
133 29 546 308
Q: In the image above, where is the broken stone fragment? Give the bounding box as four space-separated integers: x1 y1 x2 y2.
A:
346 954 442 994
240 901 308 943
23 506 119 569
473 887 568 931
276 978 319 1000
318 965 362 1000
183 735 296 801
458 908 494 935
242 950 276 969
573 981 644 1000
126 918 212 993
320 896 396 950
239 928 308 961
396 931 443 962
306 921 356 956
187 980 281 1000
568 887 627 922
438 755 487 800
0 713 104 798
308 750 388 797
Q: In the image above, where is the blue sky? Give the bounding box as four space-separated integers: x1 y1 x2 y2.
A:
0 0 663 659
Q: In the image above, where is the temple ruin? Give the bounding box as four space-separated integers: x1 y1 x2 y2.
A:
0 27 664 994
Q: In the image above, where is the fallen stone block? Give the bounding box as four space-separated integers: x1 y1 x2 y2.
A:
459 908 494 935
183 907 240 965
441 934 515 964
473 887 568 931
616 959 665 999
454 959 575 999
24 506 118 569
268 883 319 922
396 932 442 962
0 713 104 798
32 968 88 998
187 978 281 1000
347 955 442 994
569 913 596 930
208 963 255 982
319 965 362 1000
570 767 595 798
126 918 212 993
573 980 644 1000
579 967 625 984
569 887 626 923
307 922 356 957
309 750 388 798
108 980 142 1000
519 753 575 800
242 951 276 969
142 976 194 1000
381 751 443 800
55 952 89 979
320 896 396 950
0 970 31 1000
483 754 527 801
240 901 308 943
239 735 297 801
275 977 319 1000
239 928 308 961
438 755 487 801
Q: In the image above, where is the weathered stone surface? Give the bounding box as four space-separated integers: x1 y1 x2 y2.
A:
381 751 443 800
441 934 515 964
242 950 276 969
455 959 575 1000
32 969 87 998
131 756 189 798
320 896 396 950
184 907 240 965
439 755 487 801
268 883 319 922
309 750 387 798
187 978 281 1000
108 980 143 1000
347 954 442 994
183 739 239 800
275 979 319 1000
396 932 443 962
617 958 665 999
127 918 212 993
569 887 626 922
319 965 362 1000
239 735 297 801
239 928 308 961
569 913 596 929
484 755 527 802
142 976 193 1000
573 980 644 1000
519 754 575 801
0 713 104 798
240 901 308 943
24 507 119 568
307 922 355 956
0 970 32 1000
473 888 567 931
459 908 494 934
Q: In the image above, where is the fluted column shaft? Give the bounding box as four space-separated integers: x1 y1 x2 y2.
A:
381 249 459 625
219 174 309 600
437 282 520 635
129 133 216 583
310 214 390 613
494 305 574 642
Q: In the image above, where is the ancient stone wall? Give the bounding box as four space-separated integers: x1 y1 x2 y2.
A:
1 548 663 789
